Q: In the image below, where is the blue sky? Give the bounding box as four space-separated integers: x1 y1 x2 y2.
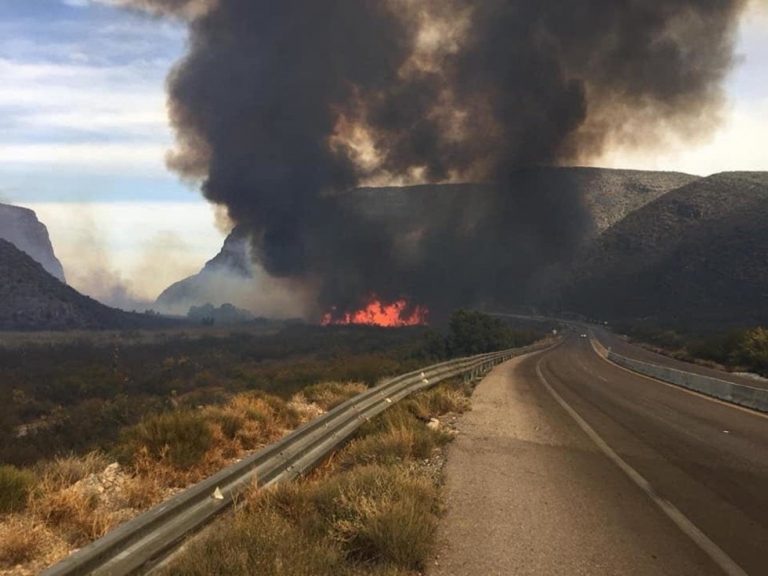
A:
0 0 766 305
0 0 190 203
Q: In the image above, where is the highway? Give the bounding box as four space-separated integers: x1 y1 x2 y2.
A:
432 333 768 575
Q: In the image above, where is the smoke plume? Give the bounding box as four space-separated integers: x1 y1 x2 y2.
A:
126 0 747 320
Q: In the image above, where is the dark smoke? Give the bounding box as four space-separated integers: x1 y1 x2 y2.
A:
126 0 747 320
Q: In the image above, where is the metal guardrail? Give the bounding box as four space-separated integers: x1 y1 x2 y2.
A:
590 334 768 414
43 344 543 576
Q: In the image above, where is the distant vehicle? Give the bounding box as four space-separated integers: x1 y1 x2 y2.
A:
580 333 588 338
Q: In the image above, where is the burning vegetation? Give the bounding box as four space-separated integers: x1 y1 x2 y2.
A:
322 297 429 327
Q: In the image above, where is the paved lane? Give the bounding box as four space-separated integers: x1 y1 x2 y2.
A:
431 335 768 575
539 335 768 574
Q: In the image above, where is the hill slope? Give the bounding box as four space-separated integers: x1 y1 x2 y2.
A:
156 227 254 313
0 203 66 282
0 239 174 331
564 172 768 325
157 168 696 314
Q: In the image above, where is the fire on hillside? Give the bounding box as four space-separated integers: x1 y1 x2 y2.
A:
322 297 429 327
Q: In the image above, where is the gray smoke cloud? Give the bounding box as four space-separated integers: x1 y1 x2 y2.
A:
124 0 747 321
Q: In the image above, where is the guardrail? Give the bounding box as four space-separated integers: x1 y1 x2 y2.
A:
591 334 768 414
43 343 546 576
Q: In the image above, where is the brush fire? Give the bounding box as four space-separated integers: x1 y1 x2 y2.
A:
322 297 429 327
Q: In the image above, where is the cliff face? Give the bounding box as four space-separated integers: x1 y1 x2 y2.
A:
0 203 66 282
156 227 254 312
0 239 175 331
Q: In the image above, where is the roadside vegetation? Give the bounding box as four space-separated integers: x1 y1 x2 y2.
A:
0 311 541 574
618 324 768 377
159 378 475 576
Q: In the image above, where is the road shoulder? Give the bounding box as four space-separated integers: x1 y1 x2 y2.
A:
429 352 720 576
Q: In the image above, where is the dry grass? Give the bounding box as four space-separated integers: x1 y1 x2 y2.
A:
340 411 451 467
119 411 214 470
30 485 113 547
0 518 45 567
311 465 440 569
299 381 368 410
160 380 473 576
4 377 470 574
162 465 439 576
34 452 110 493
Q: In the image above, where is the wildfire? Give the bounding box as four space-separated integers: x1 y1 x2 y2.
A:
322 297 429 327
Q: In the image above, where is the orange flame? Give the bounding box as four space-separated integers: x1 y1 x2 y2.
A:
322 297 429 327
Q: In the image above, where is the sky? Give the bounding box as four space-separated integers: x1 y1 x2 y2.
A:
0 0 767 307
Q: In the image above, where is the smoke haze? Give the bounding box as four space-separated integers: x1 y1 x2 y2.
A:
125 0 748 320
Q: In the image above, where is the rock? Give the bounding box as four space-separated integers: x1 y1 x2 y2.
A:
427 418 440 431
0 203 66 282
0 239 177 331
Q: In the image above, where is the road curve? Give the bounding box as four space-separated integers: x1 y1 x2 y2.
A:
430 334 768 575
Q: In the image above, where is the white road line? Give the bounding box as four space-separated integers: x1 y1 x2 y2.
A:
535 357 749 576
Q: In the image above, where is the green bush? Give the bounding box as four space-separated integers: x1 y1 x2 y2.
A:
733 327 768 375
0 465 35 513
120 411 213 469
446 309 532 356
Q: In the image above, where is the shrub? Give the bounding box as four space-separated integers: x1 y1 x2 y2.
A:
0 518 44 567
341 414 450 467
120 411 213 469
300 382 367 410
311 465 440 569
733 327 768 375
35 452 109 492
30 485 111 546
216 412 245 440
445 309 533 357
160 508 346 576
0 464 35 513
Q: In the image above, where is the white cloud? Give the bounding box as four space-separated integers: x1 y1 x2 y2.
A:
0 58 170 130
0 143 170 175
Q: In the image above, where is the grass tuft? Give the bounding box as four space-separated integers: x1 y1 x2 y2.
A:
119 410 214 469
0 518 45 567
30 485 112 546
0 465 35 514
35 452 110 492
300 382 368 410
159 506 347 576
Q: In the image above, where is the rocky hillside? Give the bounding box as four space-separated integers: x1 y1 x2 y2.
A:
0 203 66 281
0 239 175 331
156 227 254 313
350 168 696 238
563 172 768 326
157 168 695 313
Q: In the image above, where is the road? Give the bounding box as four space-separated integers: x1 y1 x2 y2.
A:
431 333 768 575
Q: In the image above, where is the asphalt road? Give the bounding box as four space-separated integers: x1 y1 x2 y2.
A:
431 334 768 575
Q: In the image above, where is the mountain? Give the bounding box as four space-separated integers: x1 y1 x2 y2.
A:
0 203 66 282
349 168 696 239
563 172 768 326
0 239 175 331
156 227 254 313
156 168 696 314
